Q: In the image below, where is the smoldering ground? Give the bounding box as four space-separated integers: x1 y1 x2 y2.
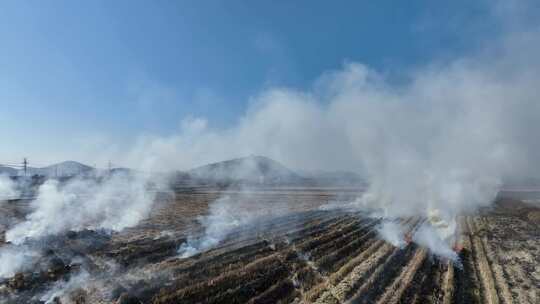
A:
5 173 159 245
178 186 298 258
0 171 172 303
2 1 540 301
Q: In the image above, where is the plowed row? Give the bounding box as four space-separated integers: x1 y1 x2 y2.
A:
139 200 538 303
1 190 538 303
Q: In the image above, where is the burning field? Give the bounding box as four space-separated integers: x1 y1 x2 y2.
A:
1 186 538 304
3 1 540 303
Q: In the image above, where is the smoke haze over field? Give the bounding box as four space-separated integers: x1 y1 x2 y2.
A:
2 2 540 302
178 193 291 257
376 221 407 249
2 0 540 264
6 173 158 245
0 172 164 280
0 175 19 199
133 3 540 258
0 244 39 279
130 24 540 199
122 7 540 180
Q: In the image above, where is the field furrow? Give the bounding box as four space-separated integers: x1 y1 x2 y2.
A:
2 190 538 304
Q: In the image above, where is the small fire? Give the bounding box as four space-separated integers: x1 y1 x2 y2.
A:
404 232 413 244
452 242 463 253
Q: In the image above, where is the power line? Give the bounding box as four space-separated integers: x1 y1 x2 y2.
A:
0 159 52 169
0 163 24 167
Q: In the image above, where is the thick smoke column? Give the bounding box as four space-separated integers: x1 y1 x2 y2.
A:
6 173 157 245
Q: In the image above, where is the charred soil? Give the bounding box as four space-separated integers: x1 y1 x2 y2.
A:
0 189 538 303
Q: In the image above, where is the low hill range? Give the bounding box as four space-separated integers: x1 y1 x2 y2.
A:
1 161 95 178
187 155 305 185
0 156 365 187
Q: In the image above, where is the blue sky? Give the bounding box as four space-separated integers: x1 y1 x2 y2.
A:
0 1 513 166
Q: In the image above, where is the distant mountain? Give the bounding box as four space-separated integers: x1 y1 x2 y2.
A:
43 161 94 176
22 161 95 177
3 156 366 187
188 155 304 185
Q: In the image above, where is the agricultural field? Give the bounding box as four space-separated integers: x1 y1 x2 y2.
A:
1 187 538 303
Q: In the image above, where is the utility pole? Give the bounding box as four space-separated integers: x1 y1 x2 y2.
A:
23 158 28 177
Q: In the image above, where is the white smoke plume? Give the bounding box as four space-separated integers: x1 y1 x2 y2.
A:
39 270 91 304
178 195 243 257
0 174 19 199
178 192 289 257
5 173 157 245
0 172 164 280
0 244 39 279
376 221 406 249
413 224 459 262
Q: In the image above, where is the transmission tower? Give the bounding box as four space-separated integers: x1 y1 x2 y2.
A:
23 158 28 176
